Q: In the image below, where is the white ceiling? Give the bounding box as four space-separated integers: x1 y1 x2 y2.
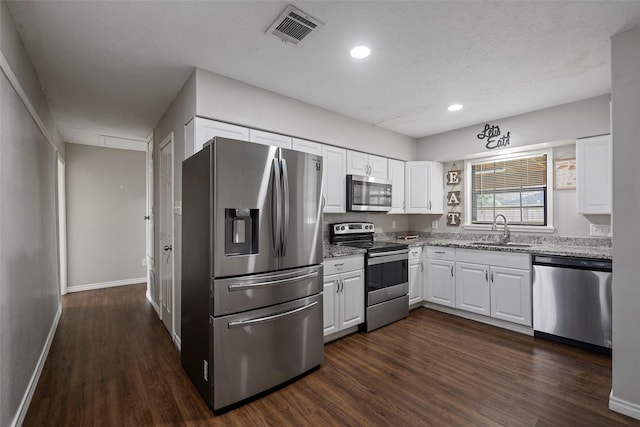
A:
7 1 640 146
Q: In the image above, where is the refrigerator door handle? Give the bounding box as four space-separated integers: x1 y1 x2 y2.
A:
281 157 289 257
227 271 319 291
272 157 282 257
227 300 319 328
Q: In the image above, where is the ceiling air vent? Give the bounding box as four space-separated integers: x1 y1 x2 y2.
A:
267 5 324 46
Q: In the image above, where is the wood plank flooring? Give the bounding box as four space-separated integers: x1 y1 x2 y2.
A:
24 284 639 426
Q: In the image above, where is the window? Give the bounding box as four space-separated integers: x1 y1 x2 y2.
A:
470 153 548 226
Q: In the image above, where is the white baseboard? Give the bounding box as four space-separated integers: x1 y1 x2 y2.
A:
173 334 182 351
67 277 146 293
145 290 161 316
610 390 640 420
12 304 62 427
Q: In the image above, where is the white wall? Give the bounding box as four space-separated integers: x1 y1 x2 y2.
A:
65 143 146 290
0 2 62 426
416 95 610 162
195 68 416 160
610 25 640 420
414 95 612 237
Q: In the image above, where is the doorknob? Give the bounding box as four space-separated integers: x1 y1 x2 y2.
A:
163 245 173 251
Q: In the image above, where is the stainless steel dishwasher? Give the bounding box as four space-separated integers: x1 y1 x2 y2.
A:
532 255 612 353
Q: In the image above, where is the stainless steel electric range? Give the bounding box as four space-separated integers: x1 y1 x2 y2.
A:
329 222 409 332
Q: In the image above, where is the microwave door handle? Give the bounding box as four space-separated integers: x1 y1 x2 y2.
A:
281 157 289 257
272 158 282 257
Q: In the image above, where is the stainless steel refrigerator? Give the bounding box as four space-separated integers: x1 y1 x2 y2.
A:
181 137 324 412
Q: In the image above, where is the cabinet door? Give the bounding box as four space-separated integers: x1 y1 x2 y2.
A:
346 150 369 176
428 161 444 214
340 270 365 329
323 273 340 336
292 138 322 156
249 129 292 148
186 118 249 159
425 259 455 307
455 262 490 316
408 260 423 305
368 154 388 179
322 145 347 213
577 134 611 214
490 266 532 326
387 159 405 214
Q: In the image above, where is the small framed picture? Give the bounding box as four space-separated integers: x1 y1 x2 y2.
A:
554 158 576 190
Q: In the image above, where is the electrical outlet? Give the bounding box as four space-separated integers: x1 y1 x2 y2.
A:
392 221 397 229
590 224 611 237
432 219 438 229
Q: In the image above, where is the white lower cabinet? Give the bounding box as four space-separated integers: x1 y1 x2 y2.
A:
408 247 423 305
425 247 456 308
425 247 532 327
490 266 532 326
455 262 490 316
323 255 364 337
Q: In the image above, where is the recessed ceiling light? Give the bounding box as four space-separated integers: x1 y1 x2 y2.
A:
448 104 464 111
350 46 371 59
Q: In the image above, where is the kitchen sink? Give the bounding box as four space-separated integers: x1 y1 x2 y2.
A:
470 242 531 248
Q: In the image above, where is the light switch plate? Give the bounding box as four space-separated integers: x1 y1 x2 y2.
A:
590 224 611 237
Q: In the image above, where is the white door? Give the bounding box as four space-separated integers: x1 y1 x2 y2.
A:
146 139 157 312
57 157 67 295
340 270 365 329
455 262 490 316
490 266 532 326
425 259 455 307
159 136 174 335
388 159 405 214
323 273 340 336
322 145 347 213
368 154 388 179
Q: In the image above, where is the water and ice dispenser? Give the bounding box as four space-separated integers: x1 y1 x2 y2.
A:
224 208 259 256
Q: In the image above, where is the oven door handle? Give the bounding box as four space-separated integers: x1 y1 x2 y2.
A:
227 300 318 328
368 249 409 258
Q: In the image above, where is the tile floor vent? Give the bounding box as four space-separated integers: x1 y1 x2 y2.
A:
267 5 324 46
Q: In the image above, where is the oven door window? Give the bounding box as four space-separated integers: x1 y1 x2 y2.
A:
367 256 408 292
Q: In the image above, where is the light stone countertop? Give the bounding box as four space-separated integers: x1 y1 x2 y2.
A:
323 233 612 260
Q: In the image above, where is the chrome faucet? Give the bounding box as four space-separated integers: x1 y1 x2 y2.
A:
492 214 510 244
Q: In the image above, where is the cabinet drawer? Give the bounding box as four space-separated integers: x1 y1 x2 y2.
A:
427 246 455 260
456 249 530 270
323 255 364 275
408 246 423 261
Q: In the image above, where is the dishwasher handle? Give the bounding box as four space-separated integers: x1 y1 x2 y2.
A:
532 255 611 272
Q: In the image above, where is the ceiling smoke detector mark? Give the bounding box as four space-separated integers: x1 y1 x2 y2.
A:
267 4 324 46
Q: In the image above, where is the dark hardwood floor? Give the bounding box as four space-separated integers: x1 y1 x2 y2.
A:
24 284 639 426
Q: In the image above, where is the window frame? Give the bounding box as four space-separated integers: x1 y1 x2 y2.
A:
463 149 555 233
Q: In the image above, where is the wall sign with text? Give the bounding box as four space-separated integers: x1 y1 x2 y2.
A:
446 165 462 227
477 124 511 150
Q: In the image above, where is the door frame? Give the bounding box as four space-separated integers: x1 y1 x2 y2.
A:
57 155 68 295
158 132 175 337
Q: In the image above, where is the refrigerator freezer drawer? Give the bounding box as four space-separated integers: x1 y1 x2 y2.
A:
211 293 323 411
212 265 322 316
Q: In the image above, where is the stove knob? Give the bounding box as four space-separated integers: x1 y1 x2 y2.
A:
340 226 345 231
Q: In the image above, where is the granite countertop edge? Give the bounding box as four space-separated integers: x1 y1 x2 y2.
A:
323 238 611 260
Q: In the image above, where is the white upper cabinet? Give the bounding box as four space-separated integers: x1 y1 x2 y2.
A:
322 145 347 213
405 161 444 214
577 134 612 214
248 129 292 149
292 138 323 156
185 117 249 159
387 159 405 214
346 150 388 179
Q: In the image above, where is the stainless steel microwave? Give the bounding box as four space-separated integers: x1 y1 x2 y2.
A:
346 175 392 212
